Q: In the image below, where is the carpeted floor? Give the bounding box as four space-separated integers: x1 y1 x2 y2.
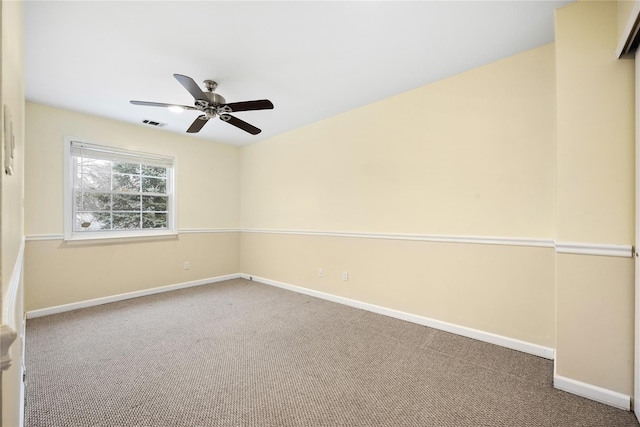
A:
25 278 640 426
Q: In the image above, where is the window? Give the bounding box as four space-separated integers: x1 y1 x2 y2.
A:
64 138 175 241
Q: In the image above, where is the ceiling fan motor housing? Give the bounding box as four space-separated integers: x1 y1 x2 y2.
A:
206 92 226 106
197 92 227 119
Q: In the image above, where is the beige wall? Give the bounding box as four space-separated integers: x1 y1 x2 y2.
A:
242 44 556 238
25 232 239 311
1 0 25 426
24 103 241 311
556 254 634 393
242 233 556 348
556 1 635 245
240 43 558 348
555 0 635 395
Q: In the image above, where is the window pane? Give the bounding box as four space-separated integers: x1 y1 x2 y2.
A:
113 162 140 174
76 212 111 230
112 212 141 229
75 192 111 211
76 159 111 191
142 195 167 212
112 194 141 210
113 173 141 192
142 177 166 194
68 140 174 238
142 212 167 229
142 165 166 178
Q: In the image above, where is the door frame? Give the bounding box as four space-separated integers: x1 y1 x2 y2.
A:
635 48 640 420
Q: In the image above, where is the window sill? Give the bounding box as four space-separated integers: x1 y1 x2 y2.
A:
63 231 178 245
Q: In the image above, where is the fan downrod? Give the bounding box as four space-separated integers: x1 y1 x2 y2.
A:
203 80 218 92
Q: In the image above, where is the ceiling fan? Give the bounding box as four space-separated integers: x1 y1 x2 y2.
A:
130 74 274 135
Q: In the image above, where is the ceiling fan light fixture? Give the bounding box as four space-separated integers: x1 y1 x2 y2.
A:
131 74 274 135
167 105 184 113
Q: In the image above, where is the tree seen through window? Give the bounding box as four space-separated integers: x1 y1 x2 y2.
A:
74 156 170 232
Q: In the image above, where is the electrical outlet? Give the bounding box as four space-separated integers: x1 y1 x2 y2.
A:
342 271 349 281
184 261 190 270
318 268 323 278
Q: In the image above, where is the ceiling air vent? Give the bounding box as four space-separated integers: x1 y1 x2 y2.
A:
142 119 167 127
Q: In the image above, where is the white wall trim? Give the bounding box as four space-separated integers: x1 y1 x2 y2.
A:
3 238 25 327
554 241 633 258
24 234 64 241
25 273 241 319
242 228 554 249
179 228 241 234
554 372 631 411
25 229 241 241
635 44 640 424
240 273 555 360
616 0 640 58
19 313 27 427
25 230 633 259
1 238 24 372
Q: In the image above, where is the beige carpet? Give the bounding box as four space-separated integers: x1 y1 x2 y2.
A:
25 278 640 426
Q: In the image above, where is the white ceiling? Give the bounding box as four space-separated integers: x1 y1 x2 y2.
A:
24 1 573 147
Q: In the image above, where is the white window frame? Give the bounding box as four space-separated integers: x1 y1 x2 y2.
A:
63 136 177 242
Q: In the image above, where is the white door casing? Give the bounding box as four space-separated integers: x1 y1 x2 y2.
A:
635 48 640 420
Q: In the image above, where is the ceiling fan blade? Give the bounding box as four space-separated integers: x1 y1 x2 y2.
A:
222 99 274 113
174 74 209 102
220 114 261 135
187 115 209 133
130 100 198 111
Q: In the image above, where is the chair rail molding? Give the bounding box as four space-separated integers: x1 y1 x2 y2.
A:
554 241 633 258
241 228 554 248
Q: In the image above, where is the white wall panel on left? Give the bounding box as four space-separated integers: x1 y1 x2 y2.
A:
1 0 26 425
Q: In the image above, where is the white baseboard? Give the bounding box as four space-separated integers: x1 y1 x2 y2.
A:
554 373 631 411
19 313 26 427
240 273 555 360
25 274 241 319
